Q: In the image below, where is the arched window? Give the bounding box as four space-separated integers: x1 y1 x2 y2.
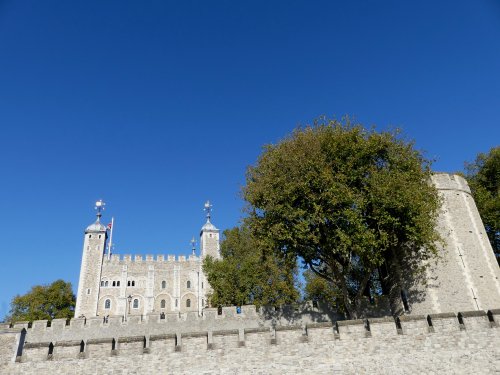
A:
117 281 120 287
100 281 104 287
133 299 139 309
89 235 92 239
161 299 166 308
128 281 131 287
186 299 191 308
161 280 166 289
187 280 191 289
105 281 108 287
48 342 54 356
201 282 204 289
112 281 116 287
132 281 135 287
105 299 111 309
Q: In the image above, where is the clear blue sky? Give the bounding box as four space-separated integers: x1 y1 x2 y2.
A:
1 1 499 319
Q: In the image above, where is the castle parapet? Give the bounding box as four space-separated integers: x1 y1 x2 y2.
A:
2 306 499 370
431 173 471 193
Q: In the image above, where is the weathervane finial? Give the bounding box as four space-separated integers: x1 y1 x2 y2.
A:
95 199 105 221
204 200 212 221
190 237 196 255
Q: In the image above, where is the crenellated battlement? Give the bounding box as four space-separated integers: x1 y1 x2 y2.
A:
1 305 499 374
431 172 471 194
105 253 200 264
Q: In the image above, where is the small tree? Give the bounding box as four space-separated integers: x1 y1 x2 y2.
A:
303 269 341 310
203 225 299 308
244 119 442 318
5 280 75 322
465 146 500 264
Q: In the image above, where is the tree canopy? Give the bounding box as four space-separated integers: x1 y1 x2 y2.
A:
465 146 500 264
5 279 76 323
244 119 442 318
202 225 299 308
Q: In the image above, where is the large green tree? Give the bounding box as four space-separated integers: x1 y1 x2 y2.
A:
465 146 500 264
5 280 76 323
203 225 299 308
244 119 442 318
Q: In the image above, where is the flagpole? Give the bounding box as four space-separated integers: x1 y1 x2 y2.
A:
108 217 114 260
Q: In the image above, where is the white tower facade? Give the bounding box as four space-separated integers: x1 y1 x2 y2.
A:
75 200 221 318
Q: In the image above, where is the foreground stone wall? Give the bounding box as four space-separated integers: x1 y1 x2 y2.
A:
1 307 499 374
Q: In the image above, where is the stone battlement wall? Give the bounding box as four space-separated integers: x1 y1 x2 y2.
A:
105 253 199 264
0 304 340 345
1 307 499 374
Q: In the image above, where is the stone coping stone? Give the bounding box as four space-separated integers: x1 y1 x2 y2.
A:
306 322 333 329
55 340 82 347
337 319 365 326
182 331 208 338
276 325 302 332
24 342 51 349
488 309 500 315
428 312 456 319
13 322 30 329
368 317 395 324
87 338 114 345
0 327 24 334
398 315 426 322
212 329 238 336
149 333 176 341
244 327 269 334
459 310 487 318
118 336 144 343
32 320 49 326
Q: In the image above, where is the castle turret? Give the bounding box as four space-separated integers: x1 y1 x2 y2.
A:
200 200 220 259
401 174 500 315
74 200 108 318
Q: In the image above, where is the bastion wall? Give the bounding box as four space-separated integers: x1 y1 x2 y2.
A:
1 305 499 374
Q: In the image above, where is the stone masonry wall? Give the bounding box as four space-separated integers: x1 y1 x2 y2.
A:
408 174 500 315
1 306 499 374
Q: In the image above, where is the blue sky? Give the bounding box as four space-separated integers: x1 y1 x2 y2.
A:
0 1 499 319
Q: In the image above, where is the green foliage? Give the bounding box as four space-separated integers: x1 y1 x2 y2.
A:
5 280 76 323
465 146 500 264
244 118 442 318
203 225 299 308
303 269 341 310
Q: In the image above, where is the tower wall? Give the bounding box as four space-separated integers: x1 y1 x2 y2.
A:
74 228 107 318
407 173 500 314
200 229 220 259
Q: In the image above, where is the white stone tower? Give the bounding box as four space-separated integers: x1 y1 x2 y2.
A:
74 200 108 318
404 173 500 314
200 200 220 259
